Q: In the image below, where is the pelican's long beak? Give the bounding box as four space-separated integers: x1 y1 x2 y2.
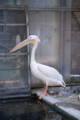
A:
9 39 34 54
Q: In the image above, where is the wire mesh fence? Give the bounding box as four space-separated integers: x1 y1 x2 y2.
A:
0 9 30 97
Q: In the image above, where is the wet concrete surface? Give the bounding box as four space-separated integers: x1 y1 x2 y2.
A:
32 86 80 120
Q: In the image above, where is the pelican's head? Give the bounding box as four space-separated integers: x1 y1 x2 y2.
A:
9 35 40 54
28 35 40 43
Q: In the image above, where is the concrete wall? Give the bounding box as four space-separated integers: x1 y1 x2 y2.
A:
28 11 61 87
27 10 71 87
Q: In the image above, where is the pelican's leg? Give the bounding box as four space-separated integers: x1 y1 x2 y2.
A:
37 85 48 99
43 85 48 96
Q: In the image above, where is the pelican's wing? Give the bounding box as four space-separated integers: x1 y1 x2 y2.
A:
37 63 63 81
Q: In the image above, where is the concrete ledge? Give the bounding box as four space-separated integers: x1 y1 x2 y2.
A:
42 95 80 120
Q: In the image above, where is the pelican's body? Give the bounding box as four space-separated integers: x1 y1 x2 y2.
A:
31 62 64 87
9 35 66 99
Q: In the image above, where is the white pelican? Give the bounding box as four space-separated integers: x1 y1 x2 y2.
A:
9 35 66 99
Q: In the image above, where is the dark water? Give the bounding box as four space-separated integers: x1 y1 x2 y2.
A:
0 96 66 120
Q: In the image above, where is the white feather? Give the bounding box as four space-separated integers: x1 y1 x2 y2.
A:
31 61 66 87
38 63 65 87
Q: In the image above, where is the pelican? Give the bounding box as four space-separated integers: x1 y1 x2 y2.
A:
9 35 66 99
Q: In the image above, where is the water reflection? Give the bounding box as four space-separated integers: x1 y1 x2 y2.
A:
0 98 64 120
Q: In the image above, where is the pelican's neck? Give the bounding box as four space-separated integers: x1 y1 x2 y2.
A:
31 41 38 63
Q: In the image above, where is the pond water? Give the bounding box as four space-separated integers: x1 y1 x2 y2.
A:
0 95 67 120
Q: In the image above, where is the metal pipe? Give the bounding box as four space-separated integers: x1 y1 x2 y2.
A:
25 6 31 91
0 52 29 57
70 74 80 78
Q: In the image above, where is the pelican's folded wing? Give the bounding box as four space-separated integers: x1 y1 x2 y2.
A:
37 63 63 81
